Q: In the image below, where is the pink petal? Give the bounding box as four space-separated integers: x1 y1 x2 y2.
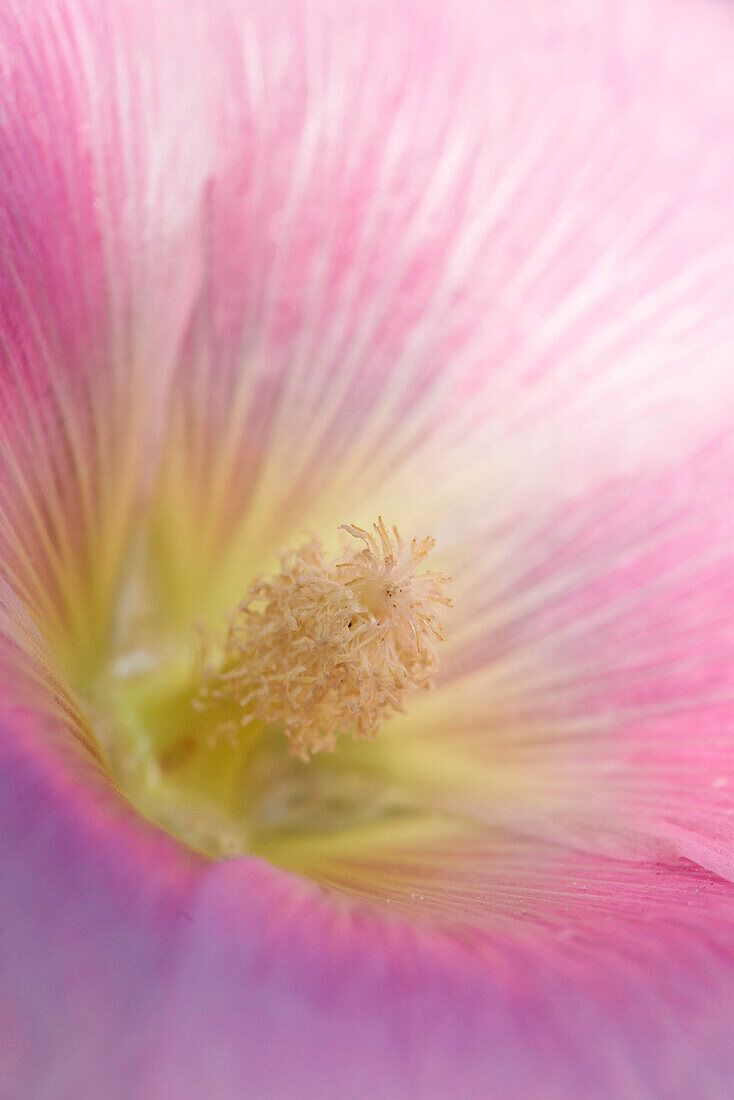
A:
150 0 734 623
393 437 734 880
2 0 734 1096
0 0 209 669
3 709 734 1097
0 706 202 1097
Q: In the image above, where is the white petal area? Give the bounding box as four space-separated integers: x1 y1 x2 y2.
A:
148 0 734 635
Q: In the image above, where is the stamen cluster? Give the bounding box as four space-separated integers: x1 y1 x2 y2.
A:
199 519 450 759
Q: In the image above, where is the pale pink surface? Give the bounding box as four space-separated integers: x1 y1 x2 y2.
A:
1 0 734 1097
0 0 210 662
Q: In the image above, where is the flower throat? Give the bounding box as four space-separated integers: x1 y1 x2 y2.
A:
95 520 450 857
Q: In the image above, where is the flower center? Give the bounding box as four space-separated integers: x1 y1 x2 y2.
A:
198 519 449 760
91 520 450 858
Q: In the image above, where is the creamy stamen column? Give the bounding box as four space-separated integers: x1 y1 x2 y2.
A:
197 519 451 759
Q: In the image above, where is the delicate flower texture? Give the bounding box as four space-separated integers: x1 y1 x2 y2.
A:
2 0 734 1096
198 520 450 760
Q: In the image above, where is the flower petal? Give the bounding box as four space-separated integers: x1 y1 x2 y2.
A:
4 0 734 1095
148 0 529 615
5 732 734 1099
392 438 734 880
0 703 205 1097
0 0 209 671
149 0 734 629
0 583 732 1096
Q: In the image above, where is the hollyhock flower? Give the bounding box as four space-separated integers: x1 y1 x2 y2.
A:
2 0 734 1094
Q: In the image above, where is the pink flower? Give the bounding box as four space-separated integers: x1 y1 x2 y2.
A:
2 0 734 1095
